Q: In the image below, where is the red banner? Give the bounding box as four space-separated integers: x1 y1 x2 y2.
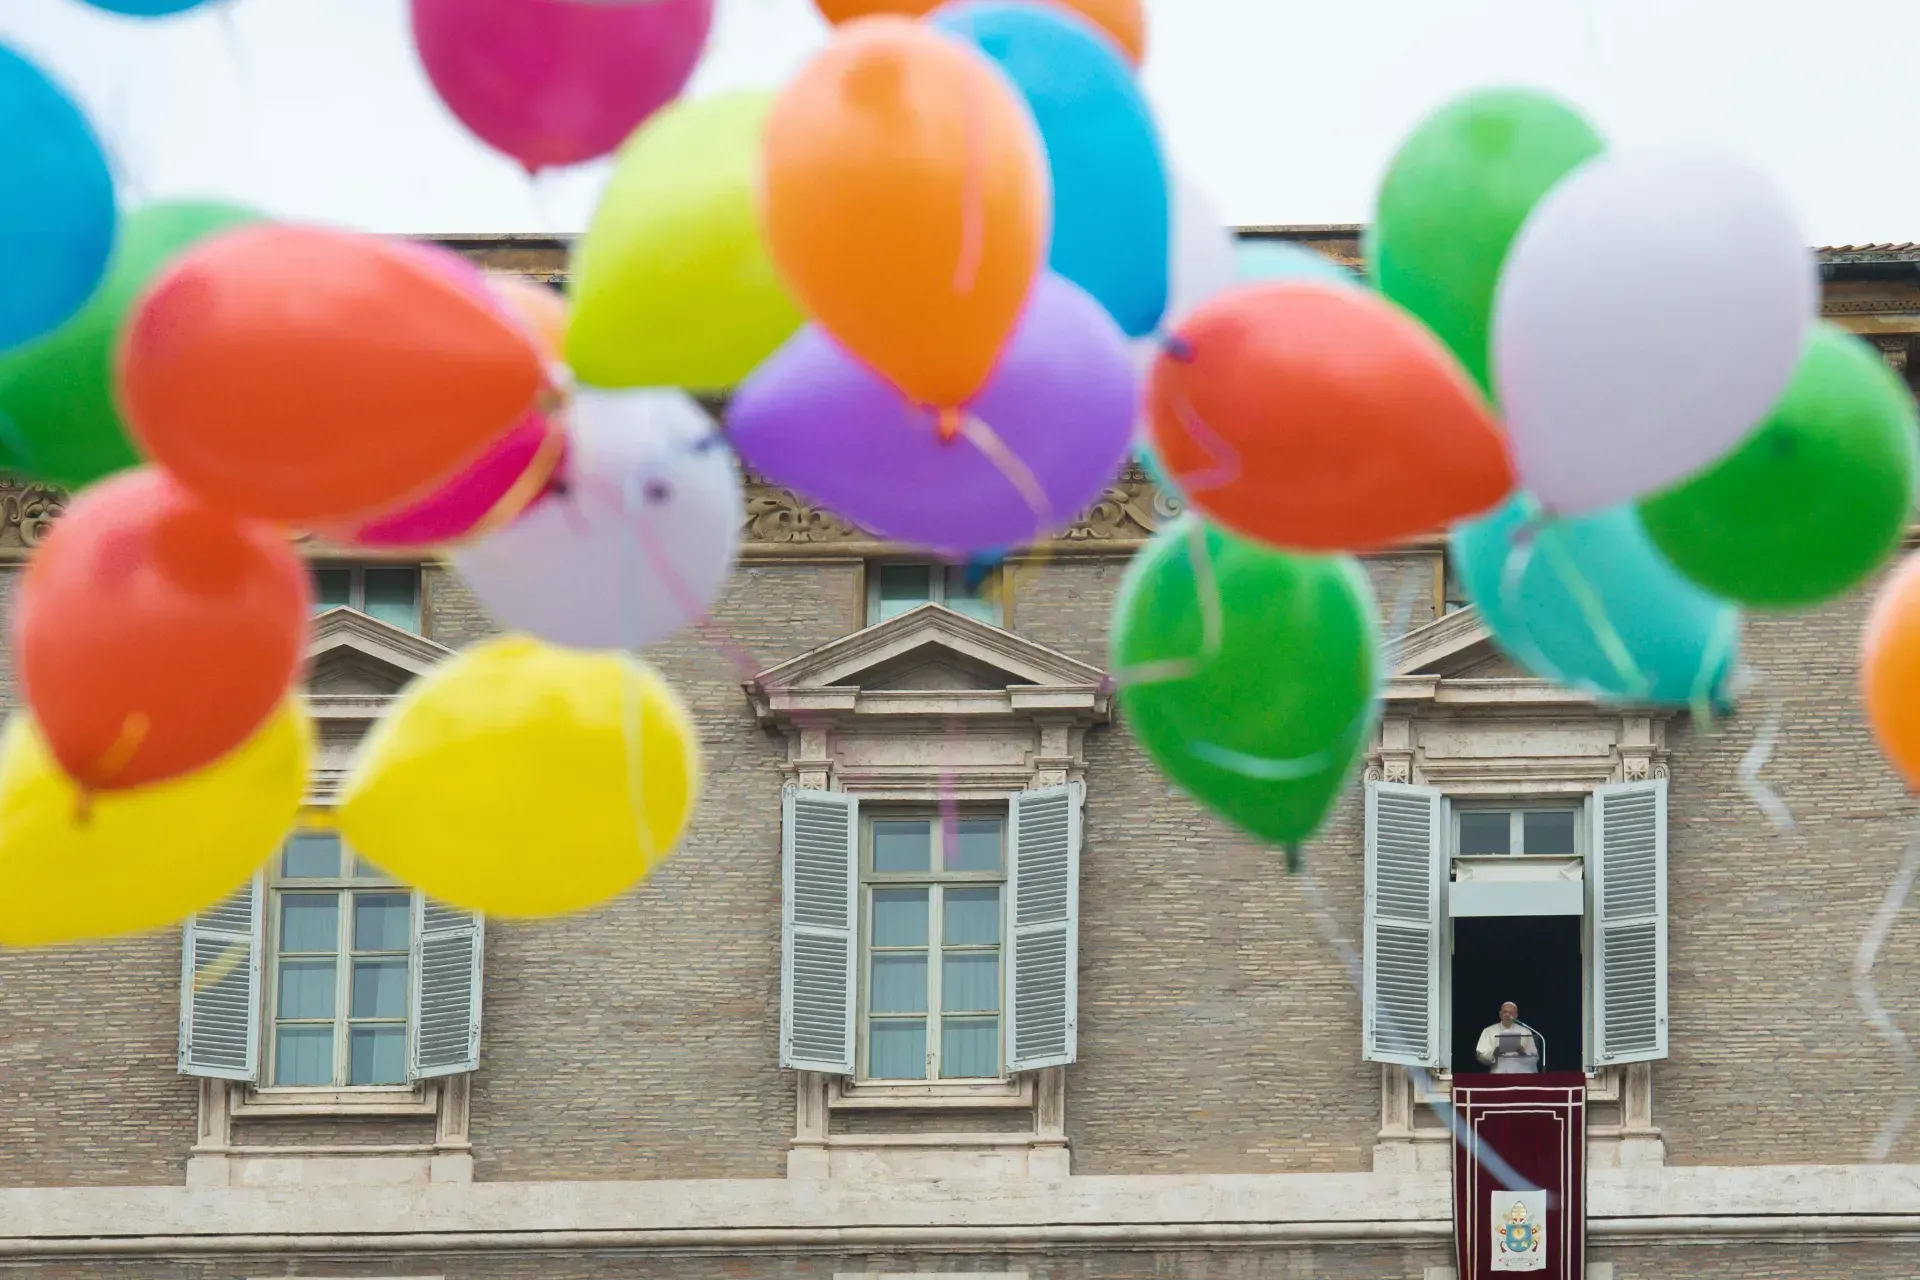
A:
1451 1073 1586 1279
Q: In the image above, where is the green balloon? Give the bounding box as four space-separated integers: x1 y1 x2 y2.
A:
1370 89 1603 395
0 200 260 488
1111 517 1377 851
1639 325 1919 610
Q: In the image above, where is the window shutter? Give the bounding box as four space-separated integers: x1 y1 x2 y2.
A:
411 897 484 1079
1591 779 1668 1065
178 878 263 1081
780 787 858 1073
1006 782 1081 1072
1363 782 1444 1068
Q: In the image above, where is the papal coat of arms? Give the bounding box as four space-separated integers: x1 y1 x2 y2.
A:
1490 1189 1546 1272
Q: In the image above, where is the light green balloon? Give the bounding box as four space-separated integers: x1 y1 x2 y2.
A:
567 91 803 392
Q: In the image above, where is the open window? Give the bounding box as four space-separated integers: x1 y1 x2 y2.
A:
865 561 1002 627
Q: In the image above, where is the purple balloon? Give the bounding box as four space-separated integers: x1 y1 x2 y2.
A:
729 274 1137 554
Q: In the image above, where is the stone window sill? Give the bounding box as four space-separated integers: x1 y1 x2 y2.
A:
829 1074 1035 1110
232 1083 437 1119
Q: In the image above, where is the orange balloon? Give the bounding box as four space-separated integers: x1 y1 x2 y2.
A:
760 18 1050 412
485 272 567 363
120 225 546 525
813 0 1146 64
1863 553 1920 789
14 468 309 793
1148 281 1516 553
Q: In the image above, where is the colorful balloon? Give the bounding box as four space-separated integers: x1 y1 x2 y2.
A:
1641 325 1918 610
119 225 547 525
454 389 740 649
1863 554 1920 790
409 0 714 171
14 469 309 792
1147 281 1513 552
759 18 1050 414
568 92 803 392
485 273 567 362
0 201 259 489
815 0 1147 64
1370 89 1603 395
1491 151 1817 516
1236 240 1358 289
1451 496 1742 707
934 3 1167 337
730 272 1135 554
0 44 116 352
339 635 701 918
0 699 310 948
79 0 211 13
1130 173 1237 378
1111 517 1376 848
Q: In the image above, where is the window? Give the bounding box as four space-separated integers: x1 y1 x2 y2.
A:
867 562 1001 627
861 811 1006 1080
269 832 411 1087
1361 781 1667 1072
313 565 422 633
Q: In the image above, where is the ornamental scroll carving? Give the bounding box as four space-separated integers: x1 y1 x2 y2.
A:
0 481 65 549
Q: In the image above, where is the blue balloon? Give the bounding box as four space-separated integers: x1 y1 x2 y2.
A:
1235 240 1361 289
0 45 115 352
934 3 1169 338
1450 495 1741 708
80 0 211 14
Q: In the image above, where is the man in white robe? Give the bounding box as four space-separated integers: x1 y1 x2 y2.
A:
1475 1001 1539 1073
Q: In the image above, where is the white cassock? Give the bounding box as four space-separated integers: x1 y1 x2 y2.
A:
1476 1023 1538 1073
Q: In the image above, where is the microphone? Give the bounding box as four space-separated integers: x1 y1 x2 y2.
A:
1518 1022 1547 1071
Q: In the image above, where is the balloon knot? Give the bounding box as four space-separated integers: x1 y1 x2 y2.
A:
1161 335 1197 363
1283 843 1303 875
935 407 966 444
73 788 94 829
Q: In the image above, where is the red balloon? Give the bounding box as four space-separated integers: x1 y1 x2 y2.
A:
1148 282 1515 552
119 225 546 525
14 468 309 792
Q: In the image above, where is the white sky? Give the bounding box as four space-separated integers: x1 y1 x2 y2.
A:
3 0 1914 245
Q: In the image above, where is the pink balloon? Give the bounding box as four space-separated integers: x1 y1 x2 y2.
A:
345 416 568 549
410 0 716 172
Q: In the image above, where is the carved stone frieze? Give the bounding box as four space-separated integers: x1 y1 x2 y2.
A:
0 480 65 549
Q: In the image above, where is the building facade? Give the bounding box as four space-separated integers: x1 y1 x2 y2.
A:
2 233 1919 1279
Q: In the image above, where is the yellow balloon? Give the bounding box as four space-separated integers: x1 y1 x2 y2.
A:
0 700 311 947
338 634 701 918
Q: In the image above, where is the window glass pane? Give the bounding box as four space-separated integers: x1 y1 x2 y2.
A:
348 1026 407 1086
279 894 339 953
939 1015 999 1079
942 566 997 624
1457 810 1513 855
276 959 337 1020
871 888 929 946
312 568 352 611
948 818 1002 873
282 832 340 879
942 952 999 1012
351 855 387 879
353 894 410 952
868 1019 927 1079
875 564 933 621
273 1026 334 1086
870 953 928 1013
871 820 932 874
351 959 408 1019
362 567 420 632
1523 810 1577 855
943 887 1000 946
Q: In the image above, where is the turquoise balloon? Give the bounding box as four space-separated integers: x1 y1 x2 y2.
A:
1235 240 1358 289
81 0 210 14
1450 496 1741 708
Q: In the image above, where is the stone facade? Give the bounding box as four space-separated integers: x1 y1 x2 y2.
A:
1 233 1918 1277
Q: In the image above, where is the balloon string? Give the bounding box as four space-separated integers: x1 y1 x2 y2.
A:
952 68 985 298
1855 815 1920 1161
1687 606 1740 731
1161 364 1242 496
82 711 150 791
1733 666 1794 831
1533 526 1651 699
1109 517 1223 690
460 419 570 546
955 413 1054 546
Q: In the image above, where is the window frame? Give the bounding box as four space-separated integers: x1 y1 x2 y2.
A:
855 805 1009 1084
1448 799 1587 860
864 561 1004 628
263 831 416 1091
311 563 424 634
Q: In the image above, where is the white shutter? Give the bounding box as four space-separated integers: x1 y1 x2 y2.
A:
1591 779 1668 1065
178 878 263 1081
410 897 484 1079
780 787 858 1073
1006 782 1081 1072
1363 782 1445 1067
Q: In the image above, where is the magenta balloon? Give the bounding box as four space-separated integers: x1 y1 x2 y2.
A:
729 273 1137 554
410 0 715 171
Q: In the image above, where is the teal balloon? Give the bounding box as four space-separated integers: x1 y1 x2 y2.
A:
1136 436 1181 500
1112 517 1377 850
1450 496 1741 707
1235 240 1358 289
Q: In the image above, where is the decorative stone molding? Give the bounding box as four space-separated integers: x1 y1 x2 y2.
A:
303 608 453 799
0 480 62 550
187 1075 473 1189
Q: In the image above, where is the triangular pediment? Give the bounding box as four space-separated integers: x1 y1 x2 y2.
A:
754 603 1105 695
305 606 452 696
1386 605 1506 679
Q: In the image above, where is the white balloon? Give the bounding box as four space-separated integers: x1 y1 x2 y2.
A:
1128 172 1239 381
1491 151 1816 516
454 388 741 651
